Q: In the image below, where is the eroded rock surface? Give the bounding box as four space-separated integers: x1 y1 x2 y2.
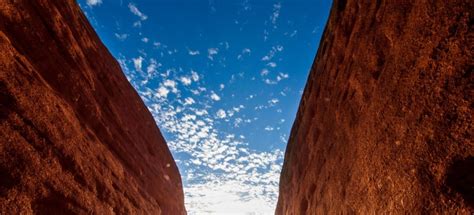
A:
277 0 473 214
0 0 185 214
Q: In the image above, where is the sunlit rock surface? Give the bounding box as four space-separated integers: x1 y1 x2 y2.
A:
0 0 185 214
277 0 473 214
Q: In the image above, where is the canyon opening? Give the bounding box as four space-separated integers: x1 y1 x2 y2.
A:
78 1 332 213
1 0 472 214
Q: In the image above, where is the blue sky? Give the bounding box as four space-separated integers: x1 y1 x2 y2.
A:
79 0 331 213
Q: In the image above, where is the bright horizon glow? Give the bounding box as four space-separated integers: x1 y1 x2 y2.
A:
79 0 331 213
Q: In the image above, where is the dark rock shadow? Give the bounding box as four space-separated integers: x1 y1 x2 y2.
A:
446 156 474 207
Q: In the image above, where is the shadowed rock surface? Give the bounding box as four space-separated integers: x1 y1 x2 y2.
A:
0 0 185 214
277 0 473 214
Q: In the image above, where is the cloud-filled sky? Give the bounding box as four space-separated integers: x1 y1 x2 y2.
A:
79 0 331 214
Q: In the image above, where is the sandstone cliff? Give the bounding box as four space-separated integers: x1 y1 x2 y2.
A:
0 0 185 214
277 0 473 214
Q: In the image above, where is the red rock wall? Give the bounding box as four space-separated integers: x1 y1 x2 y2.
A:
0 0 185 214
277 0 473 214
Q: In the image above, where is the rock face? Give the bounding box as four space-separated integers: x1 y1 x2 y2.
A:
0 0 185 214
277 0 473 214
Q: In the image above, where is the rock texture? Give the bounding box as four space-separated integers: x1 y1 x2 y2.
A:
0 0 185 214
277 0 473 214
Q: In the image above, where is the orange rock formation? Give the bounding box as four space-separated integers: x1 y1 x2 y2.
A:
0 0 186 214
277 0 473 214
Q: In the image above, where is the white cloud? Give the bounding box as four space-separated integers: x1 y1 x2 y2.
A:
241 0 251 11
156 86 169 98
153 42 162 48
220 41 230 49
182 148 284 214
289 30 297 37
269 98 279 105
264 126 274 131
133 21 142 28
188 50 200 56
219 84 225 90
208 48 219 60
132 56 144 72
234 118 243 127
168 49 178 55
209 48 218 54
181 114 196 121
117 57 129 74
193 87 207 96
146 59 160 75
276 45 284 51
128 3 148 21
195 109 208 116
163 79 178 93
261 45 283 61
233 105 244 112
184 97 195 105
263 29 269 41
141 37 149 43
163 80 176 88
210 92 221 101
262 72 289 85
264 79 277 85
114 33 128 41
237 48 252 60
276 72 289 81
270 2 281 27
216 109 227 118
191 70 200 82
86 0 102 7
184 181 277 214
180 76 192 86
261 69 270 76
267 62 277 67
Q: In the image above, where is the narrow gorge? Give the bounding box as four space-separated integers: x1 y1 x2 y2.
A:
1 0 473 214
